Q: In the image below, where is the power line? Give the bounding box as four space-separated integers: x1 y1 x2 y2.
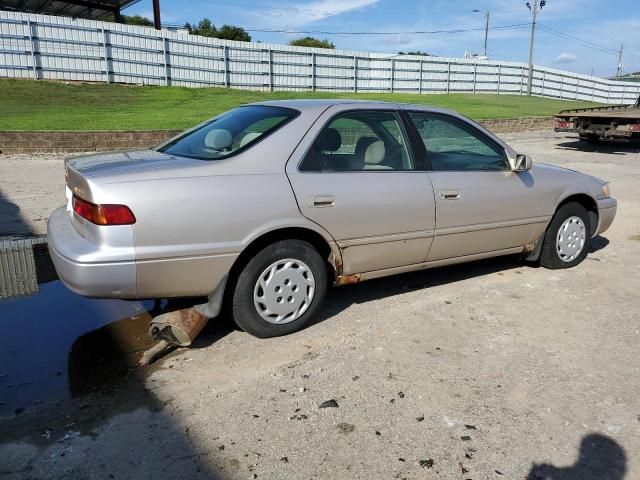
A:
537 23 640 59
541 23 640 58
241 23 531 36
537 24 623 55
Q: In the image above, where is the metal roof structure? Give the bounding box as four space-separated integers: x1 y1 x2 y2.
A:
0 0 140 21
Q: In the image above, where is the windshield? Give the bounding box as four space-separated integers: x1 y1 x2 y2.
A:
158 105 298 160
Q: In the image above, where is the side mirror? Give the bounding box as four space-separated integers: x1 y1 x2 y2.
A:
514 154 532 172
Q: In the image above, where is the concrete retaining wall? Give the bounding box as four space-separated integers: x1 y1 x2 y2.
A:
0 118 553 154
479 116 554 134
0 130 182 154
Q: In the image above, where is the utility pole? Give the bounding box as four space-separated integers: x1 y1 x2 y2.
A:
473 9 490 58
152 0 161 30
526 1 545 96
616 44 624 78
483 11 490 57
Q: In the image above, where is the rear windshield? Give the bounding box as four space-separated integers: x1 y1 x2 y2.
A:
157 105 298 160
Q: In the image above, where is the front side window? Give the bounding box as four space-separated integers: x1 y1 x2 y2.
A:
300 110 416 172
158 105 297 160
409 112 508 171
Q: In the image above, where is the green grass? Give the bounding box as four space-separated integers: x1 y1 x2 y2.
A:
0 79 598 131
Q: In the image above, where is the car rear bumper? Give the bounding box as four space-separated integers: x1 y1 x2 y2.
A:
47 206 137 298
596 197 617 236
48 206 239 299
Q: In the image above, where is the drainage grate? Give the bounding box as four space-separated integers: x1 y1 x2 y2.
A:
0 236 48 299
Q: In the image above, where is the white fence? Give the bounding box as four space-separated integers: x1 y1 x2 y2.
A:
2 10 640 104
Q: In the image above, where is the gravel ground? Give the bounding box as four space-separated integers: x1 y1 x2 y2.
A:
1 132 639 480
0 152 68 237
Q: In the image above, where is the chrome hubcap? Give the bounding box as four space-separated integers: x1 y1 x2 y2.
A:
253 258 316 324
556 216 586 262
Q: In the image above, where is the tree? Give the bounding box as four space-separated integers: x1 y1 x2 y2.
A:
216 25 251 42
398 50 430 56
185 18 252 42
185 18 217 37
123 15 154 27
289 37 335 49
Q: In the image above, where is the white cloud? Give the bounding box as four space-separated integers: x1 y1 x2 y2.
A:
555 52 577 63
297 0 379 21
249 0 380 28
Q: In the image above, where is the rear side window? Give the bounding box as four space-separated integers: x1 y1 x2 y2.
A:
300 110 416 172
158 105 298 160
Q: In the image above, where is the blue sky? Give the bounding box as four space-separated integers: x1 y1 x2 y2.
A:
126 0 640 78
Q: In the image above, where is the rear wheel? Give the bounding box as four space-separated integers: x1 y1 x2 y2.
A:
540 202 591 269
230 239 327 338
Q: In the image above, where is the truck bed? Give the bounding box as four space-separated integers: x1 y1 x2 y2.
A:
559 109 640 119
554 96 640 141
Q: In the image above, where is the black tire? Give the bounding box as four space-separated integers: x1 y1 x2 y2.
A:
229 239 328 338
540 202 591 269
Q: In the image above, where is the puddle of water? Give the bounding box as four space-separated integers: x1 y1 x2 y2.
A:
0 245 161 417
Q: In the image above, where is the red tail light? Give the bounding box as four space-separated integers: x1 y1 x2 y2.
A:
555 119 572 129
72 195 136 225
631 123 640 132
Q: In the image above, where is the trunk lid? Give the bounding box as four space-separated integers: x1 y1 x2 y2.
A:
64 150 205 236
65 149 208 205
65 149 203 179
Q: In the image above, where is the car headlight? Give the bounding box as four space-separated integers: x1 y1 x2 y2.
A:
601 183 611 198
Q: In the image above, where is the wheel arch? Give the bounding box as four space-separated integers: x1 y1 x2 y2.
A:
527 192 598 263
556 193 598 236
226 227 341 295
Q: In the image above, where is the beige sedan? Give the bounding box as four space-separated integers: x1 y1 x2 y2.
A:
48 100 617 337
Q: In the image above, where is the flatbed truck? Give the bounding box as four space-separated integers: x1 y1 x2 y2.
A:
554 96 640 142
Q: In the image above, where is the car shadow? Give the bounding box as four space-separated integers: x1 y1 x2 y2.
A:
589 235 610 253
194 238 612 342
526 433 627 480
312 254 524 328
189 254 528 347
556 137 640 154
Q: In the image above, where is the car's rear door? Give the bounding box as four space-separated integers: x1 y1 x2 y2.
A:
405 110 544 261
286 105 436 275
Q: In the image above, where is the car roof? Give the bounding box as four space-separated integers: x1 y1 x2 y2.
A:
251 99 392 109
250 98 456 116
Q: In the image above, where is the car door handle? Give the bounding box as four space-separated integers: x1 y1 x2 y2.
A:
439 189 461 200
311 195 335 207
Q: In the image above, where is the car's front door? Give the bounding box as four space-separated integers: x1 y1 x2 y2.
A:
286 106 436 275
406 111 543 261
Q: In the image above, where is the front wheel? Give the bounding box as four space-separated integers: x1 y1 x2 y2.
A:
230 240 328 338
539 202 591 269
